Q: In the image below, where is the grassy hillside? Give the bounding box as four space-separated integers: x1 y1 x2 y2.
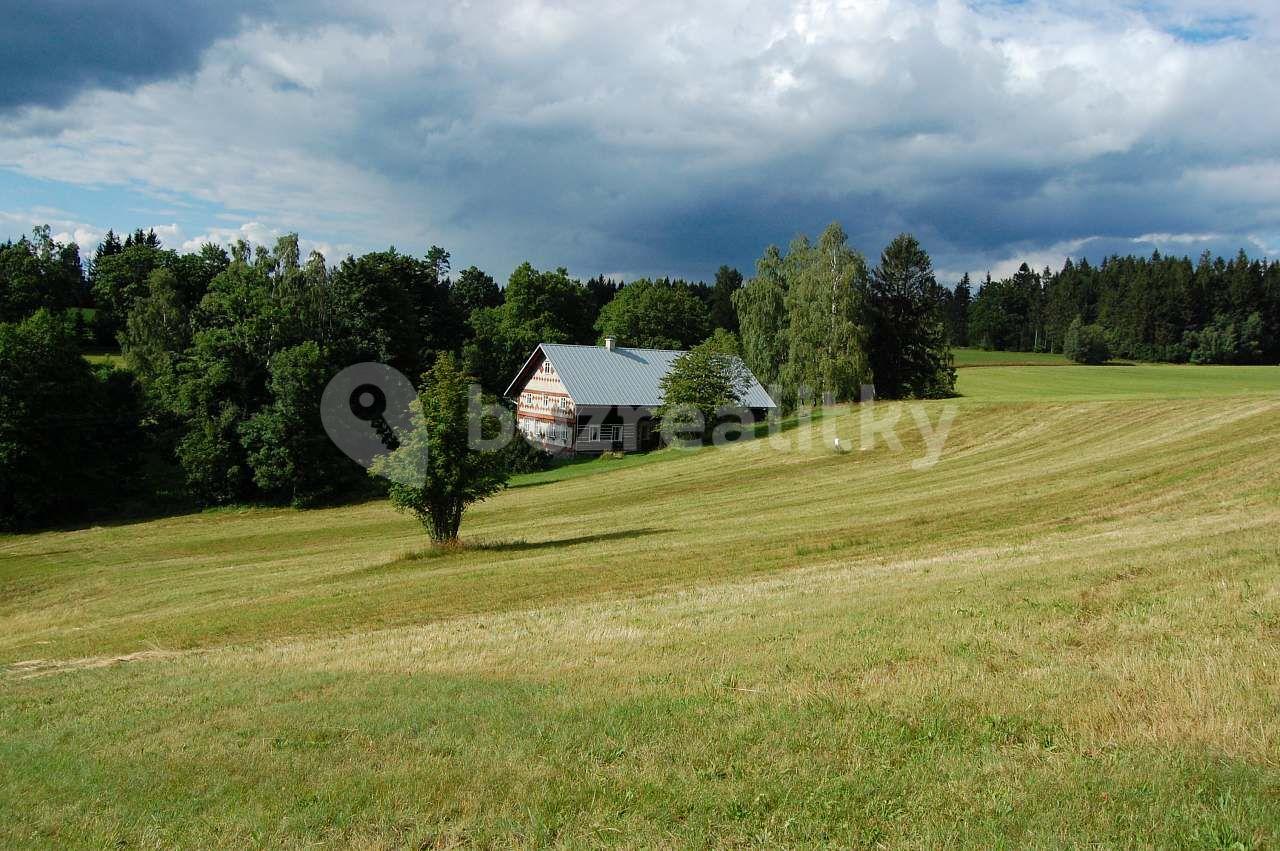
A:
3 366 1280 847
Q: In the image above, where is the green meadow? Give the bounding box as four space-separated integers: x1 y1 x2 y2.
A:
3 364 1280 847
952 347 1073 367
956 363 1280 402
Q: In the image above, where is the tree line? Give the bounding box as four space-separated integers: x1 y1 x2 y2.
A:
0 227 761 531
944 251 1280 364
20 222 1279 533
734 224 955 403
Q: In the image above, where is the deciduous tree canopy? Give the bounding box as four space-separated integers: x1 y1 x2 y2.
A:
656 329 751 443
594 277 711 350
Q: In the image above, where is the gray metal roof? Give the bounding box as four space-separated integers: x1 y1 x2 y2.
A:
511 343 777 409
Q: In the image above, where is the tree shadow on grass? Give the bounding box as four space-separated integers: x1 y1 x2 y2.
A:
467 527 669 552
344 527 670 580
507 478 559 491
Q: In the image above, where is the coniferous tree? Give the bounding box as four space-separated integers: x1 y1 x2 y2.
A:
965 248 1280 365
93 229 122 264
585 275 622 316
947 273 971 347
710 265 743 333
866 233 955 399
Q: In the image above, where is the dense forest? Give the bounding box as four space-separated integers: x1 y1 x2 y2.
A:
2 221 1275 531
0 226 773 530
943 253 1280 364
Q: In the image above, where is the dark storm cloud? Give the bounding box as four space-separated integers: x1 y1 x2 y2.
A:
0 0 370 112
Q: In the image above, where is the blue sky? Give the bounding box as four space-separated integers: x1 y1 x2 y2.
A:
2 0 1278 284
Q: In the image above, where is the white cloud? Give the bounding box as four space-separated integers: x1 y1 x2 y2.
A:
0 208 345 269
983 236 1105 280
0 208 103 250
1133 231 1224 245
178 221 340 260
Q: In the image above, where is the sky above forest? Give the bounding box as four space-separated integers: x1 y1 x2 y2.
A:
2 0 1278 284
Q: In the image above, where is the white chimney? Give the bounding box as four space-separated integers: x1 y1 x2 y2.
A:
604 336 616 352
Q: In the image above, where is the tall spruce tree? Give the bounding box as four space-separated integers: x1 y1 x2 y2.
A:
710 265 743 333
948 273 971 347
867 234 955 399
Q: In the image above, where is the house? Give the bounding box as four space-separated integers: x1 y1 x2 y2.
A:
505 337 777 455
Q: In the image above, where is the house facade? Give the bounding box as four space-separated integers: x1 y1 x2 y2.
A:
505 338 777 456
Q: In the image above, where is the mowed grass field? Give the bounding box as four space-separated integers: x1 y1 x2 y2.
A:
3 366 1280 847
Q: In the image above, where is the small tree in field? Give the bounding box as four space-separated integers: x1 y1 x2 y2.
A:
371 354 509 544
657 330 751 443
